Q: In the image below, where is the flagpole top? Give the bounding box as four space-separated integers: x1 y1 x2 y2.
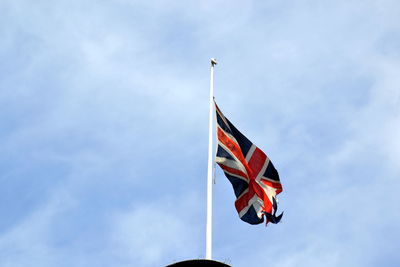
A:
211 58 218 66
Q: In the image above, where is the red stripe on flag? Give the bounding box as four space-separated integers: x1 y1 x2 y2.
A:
217 128 251 174
234 189 254 213
247 147 267 179
262 197 273 213
252 182 274 214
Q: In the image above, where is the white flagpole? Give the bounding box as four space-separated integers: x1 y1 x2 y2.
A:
206 58 217 260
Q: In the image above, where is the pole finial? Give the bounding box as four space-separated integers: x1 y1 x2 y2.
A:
211 58 218 66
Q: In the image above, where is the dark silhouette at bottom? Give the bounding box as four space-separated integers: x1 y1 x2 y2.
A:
166 259 231 267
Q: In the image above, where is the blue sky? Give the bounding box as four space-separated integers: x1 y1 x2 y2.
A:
1 0 400 266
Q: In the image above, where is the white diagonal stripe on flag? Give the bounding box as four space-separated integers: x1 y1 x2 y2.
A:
245 144 256 162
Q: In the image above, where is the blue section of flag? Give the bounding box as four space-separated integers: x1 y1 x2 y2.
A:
224 172 248 198
240 206 264 225
263 161 280 181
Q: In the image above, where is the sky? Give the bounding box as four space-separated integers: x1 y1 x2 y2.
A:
1 0 400 266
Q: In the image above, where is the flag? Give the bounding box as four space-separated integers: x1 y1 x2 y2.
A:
215 102 283 225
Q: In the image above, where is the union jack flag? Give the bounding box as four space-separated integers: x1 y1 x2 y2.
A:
215 102 283 225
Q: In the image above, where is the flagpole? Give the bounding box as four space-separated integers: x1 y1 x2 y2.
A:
206 58 217 260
